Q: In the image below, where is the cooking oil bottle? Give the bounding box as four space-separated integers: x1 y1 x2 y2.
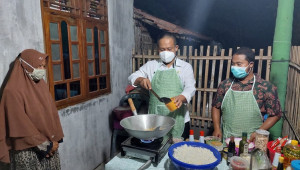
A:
283 140 300 168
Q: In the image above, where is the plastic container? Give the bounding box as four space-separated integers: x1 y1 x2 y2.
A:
168 141 221 170
189 130 195 142
204 136 221 143
204 136 223 152
229 156 249 170
199 131 205 143
251 149 272 169
239 153 251 164
283 140 300 168
255 129 270 152
291 160 300 170
207 140 223 152
166 97 178 112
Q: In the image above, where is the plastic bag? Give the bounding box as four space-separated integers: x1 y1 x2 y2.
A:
250 148 272 170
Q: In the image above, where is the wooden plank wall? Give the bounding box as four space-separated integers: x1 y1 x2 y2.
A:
132 46 273 129
283 46 300 140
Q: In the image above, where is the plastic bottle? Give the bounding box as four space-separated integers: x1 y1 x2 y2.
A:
283 140 300 168
227 136 235 165
199 131 205 143
239 132 248 156
277 156 284 170
272 147 281 170
189 129 194 142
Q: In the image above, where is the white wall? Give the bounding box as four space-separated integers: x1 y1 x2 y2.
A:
0 0 45 86
0 0 134 170
0 1 45 169
55 0 134 169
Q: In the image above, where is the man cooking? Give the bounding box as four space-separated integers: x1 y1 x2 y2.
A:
128 33 196 141
212 47 282 143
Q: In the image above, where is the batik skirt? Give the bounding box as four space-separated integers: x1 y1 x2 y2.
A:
9 148 61 170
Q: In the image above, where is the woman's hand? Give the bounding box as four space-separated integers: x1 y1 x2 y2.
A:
46 141 59 157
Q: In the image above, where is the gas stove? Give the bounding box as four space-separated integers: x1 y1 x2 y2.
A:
121 136 171 166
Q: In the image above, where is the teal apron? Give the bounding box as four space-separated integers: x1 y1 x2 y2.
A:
148 64 185 138
221 76 263 142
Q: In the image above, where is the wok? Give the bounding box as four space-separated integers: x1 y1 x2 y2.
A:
120 98 175 140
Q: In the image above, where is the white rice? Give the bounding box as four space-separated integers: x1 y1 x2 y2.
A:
173 144 217 165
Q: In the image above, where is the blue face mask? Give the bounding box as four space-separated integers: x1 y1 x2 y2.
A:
231 65 251 79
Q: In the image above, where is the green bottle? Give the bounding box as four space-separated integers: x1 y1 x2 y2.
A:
238 132 248 156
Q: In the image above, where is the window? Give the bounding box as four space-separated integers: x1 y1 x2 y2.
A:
41 0 110 108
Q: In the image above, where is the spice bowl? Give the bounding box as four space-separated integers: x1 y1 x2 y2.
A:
204 136 223 152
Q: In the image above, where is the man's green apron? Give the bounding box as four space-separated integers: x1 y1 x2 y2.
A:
221 76 263 142
148 64 185 138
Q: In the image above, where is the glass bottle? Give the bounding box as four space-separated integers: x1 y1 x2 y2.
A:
238 132 248 156
227 136 235 165
277 156 284 170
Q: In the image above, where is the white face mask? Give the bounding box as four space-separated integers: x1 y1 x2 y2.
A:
159 51 175 63
20 58 46 81
29 69 46 81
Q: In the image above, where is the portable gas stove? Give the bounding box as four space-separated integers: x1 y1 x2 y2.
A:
121 136 171 166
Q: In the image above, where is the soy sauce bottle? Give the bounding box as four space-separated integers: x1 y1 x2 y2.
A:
277 156 284 170
227 136 235 165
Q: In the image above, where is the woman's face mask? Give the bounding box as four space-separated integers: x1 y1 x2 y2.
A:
159 51 175 63
231 64 251 79
29 69 46 81
20 58 46 81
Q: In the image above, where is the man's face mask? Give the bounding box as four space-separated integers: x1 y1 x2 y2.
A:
231 64 251 79
159 51 175 63
20 58 46 81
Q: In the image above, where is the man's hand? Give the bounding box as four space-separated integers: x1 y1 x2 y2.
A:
212 107 222 139
173 95 186 108
213 128 222 139
249 132 256 142
134 77 151 90
46 141 59 158
248 116 280 142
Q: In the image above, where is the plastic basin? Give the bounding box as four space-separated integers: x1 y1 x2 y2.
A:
168 141 221 170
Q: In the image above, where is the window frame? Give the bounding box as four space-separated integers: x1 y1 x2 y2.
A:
41 0 111 109
84 20 111 99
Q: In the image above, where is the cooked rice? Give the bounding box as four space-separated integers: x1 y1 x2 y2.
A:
173 144 217 165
